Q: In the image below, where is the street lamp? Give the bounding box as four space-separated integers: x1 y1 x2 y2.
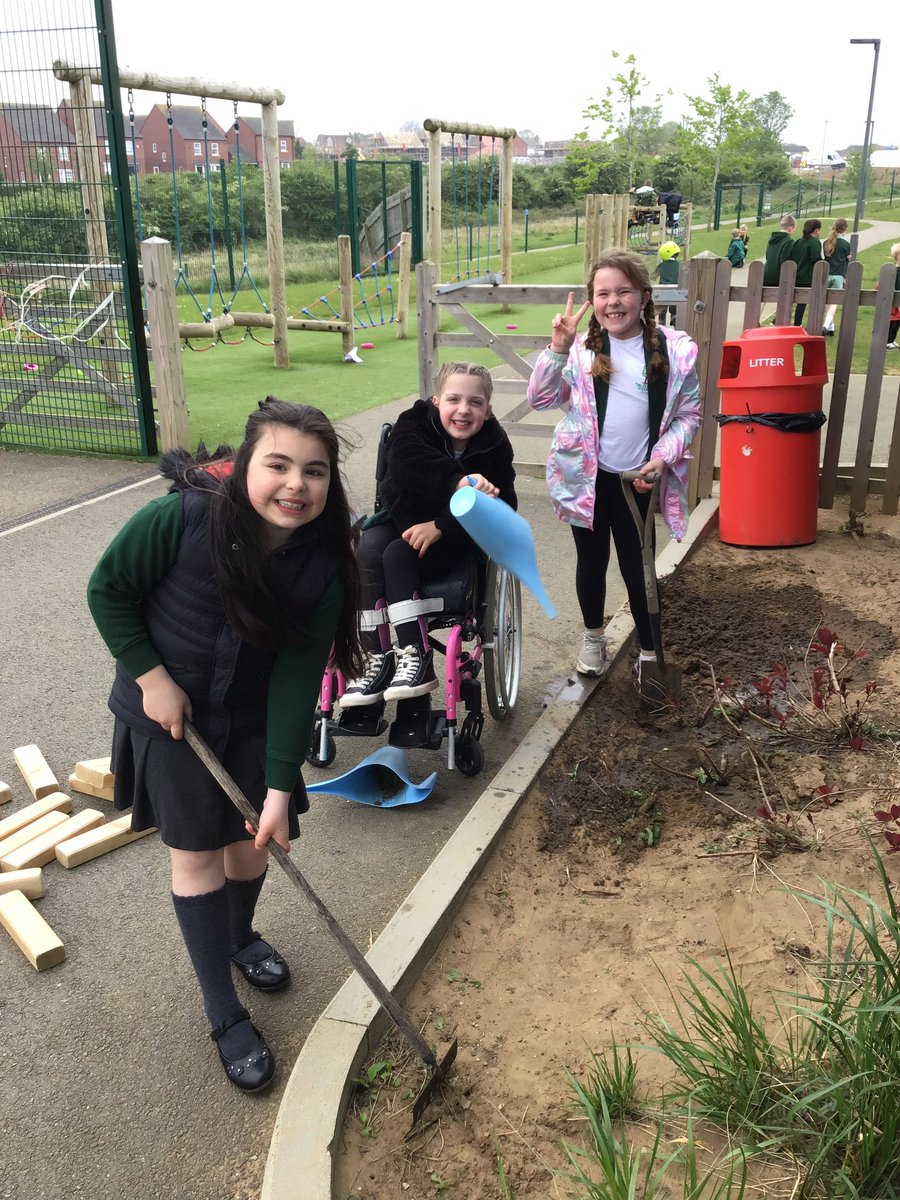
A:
849 37 880 260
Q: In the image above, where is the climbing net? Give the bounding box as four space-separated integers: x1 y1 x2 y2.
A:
293 242 401 331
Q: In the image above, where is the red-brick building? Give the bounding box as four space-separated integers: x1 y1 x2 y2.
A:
0 104 76 183
226 115 296 169
138 104 229 175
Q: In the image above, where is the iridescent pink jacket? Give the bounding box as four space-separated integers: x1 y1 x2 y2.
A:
526 325 702 540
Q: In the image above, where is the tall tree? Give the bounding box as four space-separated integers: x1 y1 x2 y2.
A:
583 52 666 189
752 91 793 138
682 75 753 229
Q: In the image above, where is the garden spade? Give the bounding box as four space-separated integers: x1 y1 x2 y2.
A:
182 720 457 1126
620 471 682 712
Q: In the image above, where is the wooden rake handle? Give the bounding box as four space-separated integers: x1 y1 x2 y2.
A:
182 720 438 1071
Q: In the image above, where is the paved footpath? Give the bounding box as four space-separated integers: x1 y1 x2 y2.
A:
0 392 638 1200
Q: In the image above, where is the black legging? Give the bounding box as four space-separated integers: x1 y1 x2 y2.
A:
571 469 655 650
889 318 900 344
356 520 464 650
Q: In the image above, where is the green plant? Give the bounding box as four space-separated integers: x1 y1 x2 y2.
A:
578 1037 641 1122
640 823 662 847
448 966 482 989
496 1150 515 1200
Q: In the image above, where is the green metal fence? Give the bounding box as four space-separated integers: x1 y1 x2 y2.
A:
0 0 155 456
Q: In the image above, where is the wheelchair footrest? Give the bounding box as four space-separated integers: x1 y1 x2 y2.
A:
389 696 445 750
336 703 389 738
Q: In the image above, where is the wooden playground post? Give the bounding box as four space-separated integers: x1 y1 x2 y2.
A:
416 259 438 400
427 128 443 272
501 134 513 286
261 100 289 368
141 237 189 451
685 252 732 506
67 75 111 287
396 231 412 339
337 235 354 357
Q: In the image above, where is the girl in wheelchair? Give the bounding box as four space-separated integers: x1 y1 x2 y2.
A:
342 361 517 706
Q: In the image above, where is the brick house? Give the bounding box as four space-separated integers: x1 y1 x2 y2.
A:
0 104 76 183
137 104 228 175
56 100 146 177
226 115 295 169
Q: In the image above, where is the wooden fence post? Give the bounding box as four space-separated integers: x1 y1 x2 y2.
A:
337 235 354 357
261 100 289 369
416 260 438 401
141 237 189 451
686 251 732 505
850 261 897 512
396 231 412 339
428 129 442 275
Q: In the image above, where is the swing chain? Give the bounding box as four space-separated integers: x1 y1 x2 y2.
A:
127 88 135 125
166 92 173 128
201 95 209 134
233 99 239 132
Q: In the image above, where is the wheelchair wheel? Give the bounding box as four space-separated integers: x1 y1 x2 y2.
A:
455 732 484 777
306 719 336 769
483 561 522 721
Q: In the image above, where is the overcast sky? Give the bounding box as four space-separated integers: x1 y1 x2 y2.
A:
103 0 893 154
6 0 895 155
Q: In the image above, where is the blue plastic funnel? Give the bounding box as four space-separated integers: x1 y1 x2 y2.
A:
449 488 557 618
305 745 438 807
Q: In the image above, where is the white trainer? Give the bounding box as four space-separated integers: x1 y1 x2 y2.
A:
576 632 609 677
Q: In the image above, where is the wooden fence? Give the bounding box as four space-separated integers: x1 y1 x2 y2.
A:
416 254 900 515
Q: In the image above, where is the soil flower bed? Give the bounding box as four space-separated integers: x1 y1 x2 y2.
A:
335 499 900 1200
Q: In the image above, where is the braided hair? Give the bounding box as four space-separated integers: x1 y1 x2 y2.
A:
582 249 668 383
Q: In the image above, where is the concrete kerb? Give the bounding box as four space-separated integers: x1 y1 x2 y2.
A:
261 496 721 1200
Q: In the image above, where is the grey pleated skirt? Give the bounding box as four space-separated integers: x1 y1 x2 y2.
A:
111 720 307 851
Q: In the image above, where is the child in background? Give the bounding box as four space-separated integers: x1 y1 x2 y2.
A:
887 243 900 350
822 218 851 336
654 241 681 326
739 224 750 256
87 399 363 1094
727 229 746 269
763 213 796 286
790 218 824 326
342 362 517 706
527 249 701 680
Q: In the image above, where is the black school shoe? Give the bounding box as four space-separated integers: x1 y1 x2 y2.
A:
230 934 291 992
210 1009 275 1093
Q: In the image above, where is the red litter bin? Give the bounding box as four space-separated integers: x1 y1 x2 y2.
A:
716 326 828 547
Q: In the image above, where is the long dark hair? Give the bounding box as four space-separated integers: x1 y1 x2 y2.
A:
582 249 669 383
189 398 364 678
802 219 822 240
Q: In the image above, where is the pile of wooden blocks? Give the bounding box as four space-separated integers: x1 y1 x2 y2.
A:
0 744 156 971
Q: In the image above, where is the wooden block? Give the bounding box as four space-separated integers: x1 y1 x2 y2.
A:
13 744 58 800
0 889 65 970
68 773 115 803
56 815 156 868
2 809 106 872
0 792 73 841
0 810 70 863
74 758 113 789
0 781 10 805
0 868 44 900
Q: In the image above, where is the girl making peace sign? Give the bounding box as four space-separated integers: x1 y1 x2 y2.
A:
527 249 701 679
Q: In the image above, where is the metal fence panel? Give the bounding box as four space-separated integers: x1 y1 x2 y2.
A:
0 0 155 456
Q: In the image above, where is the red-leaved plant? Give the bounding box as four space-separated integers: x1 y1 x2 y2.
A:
874 805 900 853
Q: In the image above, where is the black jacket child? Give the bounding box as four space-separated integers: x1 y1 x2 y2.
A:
377 398 517 546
